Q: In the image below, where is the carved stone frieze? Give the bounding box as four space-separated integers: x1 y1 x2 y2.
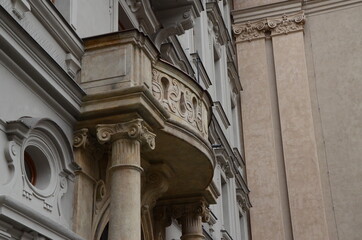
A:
233 11 305 42
233 19 268 42
151 68 208 138
268 12 305 36
96 119 156 151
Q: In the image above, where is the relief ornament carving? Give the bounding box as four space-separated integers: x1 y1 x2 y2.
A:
152 69 207 137
233 11 305 42
96 119 156 151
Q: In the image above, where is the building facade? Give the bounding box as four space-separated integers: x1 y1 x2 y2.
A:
0 0 250 240
233 0 362 240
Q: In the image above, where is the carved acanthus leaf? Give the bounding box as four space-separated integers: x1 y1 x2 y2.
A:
233 11 305 42
96 119 156 151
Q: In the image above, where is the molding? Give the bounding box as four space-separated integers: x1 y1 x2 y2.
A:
215 147 234 178
206 1 228 45
191 52 212 89
303 0 362 15
227 61 242 92
83 29 159 61
233 147 245 168
232 0 302 24
0 195 83 240
221 229 233 240
0 6 84 119
213 101 231 128
160 35 195 77
11 0 31 20
28 1 83 60
236 188 252 211
233 11 305 42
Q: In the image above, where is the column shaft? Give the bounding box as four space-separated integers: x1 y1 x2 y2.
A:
180 215 204 240
108 138 142 240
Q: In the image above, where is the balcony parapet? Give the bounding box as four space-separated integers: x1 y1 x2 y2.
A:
81 30 159 95
152 61 211 141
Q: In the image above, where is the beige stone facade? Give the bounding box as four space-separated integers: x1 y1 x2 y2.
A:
233 0 362 239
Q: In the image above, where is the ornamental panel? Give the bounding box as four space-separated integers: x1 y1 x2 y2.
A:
151 67 209 139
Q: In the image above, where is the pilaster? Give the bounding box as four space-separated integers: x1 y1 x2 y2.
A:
72 128 99 240
233 10 329 240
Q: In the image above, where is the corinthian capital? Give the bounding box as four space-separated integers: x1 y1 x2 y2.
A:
172 200 210 223
96 119 156 151
233 11 305 42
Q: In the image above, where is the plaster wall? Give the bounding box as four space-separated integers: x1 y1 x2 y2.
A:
0 61 76 229
305 5 362 240
75 0 116 38
0 62 74 140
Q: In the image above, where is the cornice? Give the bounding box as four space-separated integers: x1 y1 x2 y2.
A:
0 6 84 120
303 0 362 16
28 1 83 59
233 11 305 42
232 0 302 23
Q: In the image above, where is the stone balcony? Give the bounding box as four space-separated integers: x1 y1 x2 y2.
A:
78 30 215 203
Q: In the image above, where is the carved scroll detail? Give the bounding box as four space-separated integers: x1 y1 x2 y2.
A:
96 119 156 151
233 11 306 42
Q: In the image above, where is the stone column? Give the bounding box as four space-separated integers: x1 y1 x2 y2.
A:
175 201 210 240
96 119 155 240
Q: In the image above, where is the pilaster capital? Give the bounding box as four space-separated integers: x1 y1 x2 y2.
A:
96 119 156 151
233 11 305 42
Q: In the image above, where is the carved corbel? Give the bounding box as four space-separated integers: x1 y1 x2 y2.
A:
126 0 160 34
215 148 234 178
153 6 196 48
236 188 251 212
